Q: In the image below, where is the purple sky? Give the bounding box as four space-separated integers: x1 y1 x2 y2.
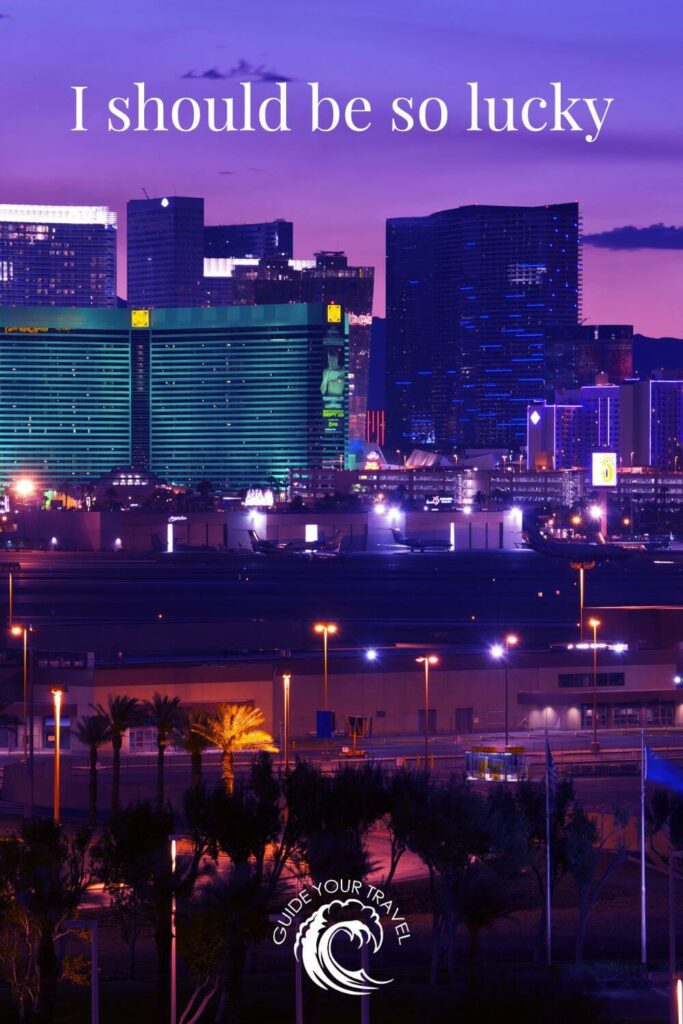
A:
1 0 682 334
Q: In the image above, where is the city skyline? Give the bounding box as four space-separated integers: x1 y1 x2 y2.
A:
0 0 682 335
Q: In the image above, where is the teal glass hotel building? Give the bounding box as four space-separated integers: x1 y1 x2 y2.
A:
0 304 348 489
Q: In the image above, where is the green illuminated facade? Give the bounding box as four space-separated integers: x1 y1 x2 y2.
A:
0 308 131 484
0 304 348 489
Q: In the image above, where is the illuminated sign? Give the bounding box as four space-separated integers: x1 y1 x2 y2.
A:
4 326 49 334
529 410 541 426
244 488 275 507
326 303 342 324
591 452 617 487
131 309 151 328
348 313 372 327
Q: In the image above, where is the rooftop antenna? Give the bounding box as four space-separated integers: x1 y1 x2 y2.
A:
142 188 150 199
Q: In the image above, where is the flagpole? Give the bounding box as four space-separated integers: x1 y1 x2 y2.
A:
641 729 647 966
545 731 552 965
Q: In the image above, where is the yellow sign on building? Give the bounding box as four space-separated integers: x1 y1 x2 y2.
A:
591 451 617 487
131 309 151 329
326 303 342 324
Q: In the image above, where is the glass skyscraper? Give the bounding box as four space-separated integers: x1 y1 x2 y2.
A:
203 252 373 444
0 204 117 307
0 308 130 483
204 219 293 260
0 304 348 489
386 203 581 450
127 197 205 308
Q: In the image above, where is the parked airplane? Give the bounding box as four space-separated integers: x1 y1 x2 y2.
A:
247 529 341 556
523 525 639 563
391 528 451 553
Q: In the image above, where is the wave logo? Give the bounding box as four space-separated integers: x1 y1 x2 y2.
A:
293 898 393 996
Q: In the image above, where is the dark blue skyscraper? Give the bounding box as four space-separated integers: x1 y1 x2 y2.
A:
204 219 293 260
127 196 204 308
386 203 581 450
0 204 117 307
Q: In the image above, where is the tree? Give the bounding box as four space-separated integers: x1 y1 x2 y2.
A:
516 776 575 959
381 769 430 888
75 713 112 826
93 802 176 992
190 704 277 795
0 819 91 1021
91 695 141 816
143 693 183 812
179 708 210 789
286 761 385 886
565 802 630 963
179 756 291 1024
404 778 493 983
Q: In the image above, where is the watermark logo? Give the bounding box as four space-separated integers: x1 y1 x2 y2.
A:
273 879 410 997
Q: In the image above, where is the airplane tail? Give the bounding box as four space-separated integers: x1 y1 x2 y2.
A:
247 529 260 550
391 528 403 543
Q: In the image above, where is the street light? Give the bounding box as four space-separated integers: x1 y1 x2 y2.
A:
313 623 338 714
589 617 601 754
416 655 438 766
10 623 33 817
13 477 35 500
491 634 519 749
283 673 291 773
314 623 337 754
50 687 66 824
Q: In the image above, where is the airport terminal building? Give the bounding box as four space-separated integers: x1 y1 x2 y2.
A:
0 303 348 489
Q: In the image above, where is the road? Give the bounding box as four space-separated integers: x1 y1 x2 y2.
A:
3 547 683 649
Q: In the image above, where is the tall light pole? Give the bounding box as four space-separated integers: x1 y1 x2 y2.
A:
170 835 178 1024
11 623 33 817
589 617 601 754
313 623 337 753
283 673 291 772
491 634 519 749
313 623 337 714
51 687 65 824
416 655 438 766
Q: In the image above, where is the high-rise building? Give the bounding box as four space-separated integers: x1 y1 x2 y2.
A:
386 203 581 450
204 219 293 260
620 379 683 471
0 308 131 483
0 204 117 307
528 377 683 472
127 196 204 308
203 252 373 443
0 303 348 490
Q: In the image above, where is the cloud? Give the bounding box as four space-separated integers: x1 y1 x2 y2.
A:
218 170 235 176
583 224 683 250
0 13 10 18
182 60 294 83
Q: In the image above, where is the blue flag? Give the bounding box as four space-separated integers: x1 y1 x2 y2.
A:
645 747 683 793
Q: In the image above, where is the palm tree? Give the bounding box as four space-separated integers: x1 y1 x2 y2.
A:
92 695 141 816
75 713 112 826
180 708 210 789
191 704 278 795
143 693 183 812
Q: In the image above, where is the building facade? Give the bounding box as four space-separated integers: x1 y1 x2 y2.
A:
386 203 581 450
203 251 374 444
528 377 683 472
0 304 348 489
204 219 293 259
0 204 117 307
127 196 205 308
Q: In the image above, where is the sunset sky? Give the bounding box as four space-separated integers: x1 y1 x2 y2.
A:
1 0 682 335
